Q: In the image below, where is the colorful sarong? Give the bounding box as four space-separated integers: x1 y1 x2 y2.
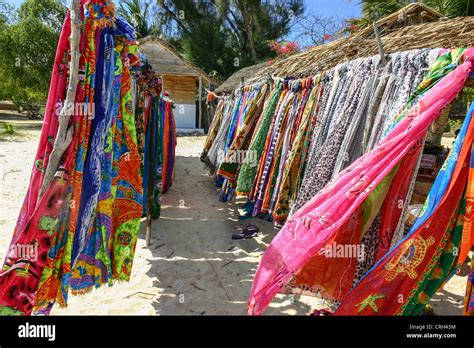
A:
248 48 474 315
336 102 474 315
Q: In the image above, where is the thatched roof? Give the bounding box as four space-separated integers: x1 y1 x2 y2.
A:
215 62 269 94
139 36 221 86
349 2 443 40
248 3 474 82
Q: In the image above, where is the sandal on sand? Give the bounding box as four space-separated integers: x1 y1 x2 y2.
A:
232 224 259 240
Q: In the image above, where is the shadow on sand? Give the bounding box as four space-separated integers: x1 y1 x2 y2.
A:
139 154 313 315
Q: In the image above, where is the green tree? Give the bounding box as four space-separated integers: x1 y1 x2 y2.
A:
362 0 474 21
215 0 304 64
118 0 159 39
156 0 237 80
0 0 66 104
157 0 304 80
0 0 15 101
0 0 16 26
17 0 66 32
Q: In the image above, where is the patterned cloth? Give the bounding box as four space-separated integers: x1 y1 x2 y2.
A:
270 80 313 222
143 96 163 219
464 261 474 315
253 83 296 215
218 84 268 181
201 98 225 161
0 8 78 316
267 82 309 215
161 98 176 194
206 93 239 173
292 53 433 216
336 100 474 315
236 83 283 195
33 3 144 312
248 49 473 315
0 1 169 315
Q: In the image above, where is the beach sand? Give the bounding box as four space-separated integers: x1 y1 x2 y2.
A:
0 119 468 315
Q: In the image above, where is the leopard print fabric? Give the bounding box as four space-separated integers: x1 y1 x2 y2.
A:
351 212 382 287
292 58 376 214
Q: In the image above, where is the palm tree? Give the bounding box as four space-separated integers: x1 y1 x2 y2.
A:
361 0 410 21
361 0 474 21
118 0 159 39
439 0 474 16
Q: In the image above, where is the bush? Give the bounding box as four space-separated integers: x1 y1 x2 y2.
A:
2 122 16 134
445 118 462 135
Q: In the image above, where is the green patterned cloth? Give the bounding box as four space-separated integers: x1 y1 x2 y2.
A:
236 82 283 194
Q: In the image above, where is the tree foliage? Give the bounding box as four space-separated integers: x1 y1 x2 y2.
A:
0 0 66 104
0 0 305 101
156 0 304 80
362 0 474 21
118 0 159 39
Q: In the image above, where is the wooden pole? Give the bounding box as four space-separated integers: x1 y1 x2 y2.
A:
207 81 211 133
39 0 82 199
198 76 203 129
373 21 388 66
146 100 155 247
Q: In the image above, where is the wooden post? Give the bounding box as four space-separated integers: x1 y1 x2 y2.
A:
373 21 388 66
267 73 274 89
198 76 203 129
207 81 211 133
39 0 82 199
146 101 155 247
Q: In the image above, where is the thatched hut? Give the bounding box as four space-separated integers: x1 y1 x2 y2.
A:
248 3 474 81
139 37 221 132
215 62 269 94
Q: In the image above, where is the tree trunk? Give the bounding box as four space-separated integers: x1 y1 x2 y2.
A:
246 20 258 63
237 0 258 63
39 0 82 200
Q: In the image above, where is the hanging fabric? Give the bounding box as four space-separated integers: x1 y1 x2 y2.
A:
247 48 474 315
0 0 176 315
336 101 474 315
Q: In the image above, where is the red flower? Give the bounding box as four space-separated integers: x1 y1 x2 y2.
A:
269 41 300 57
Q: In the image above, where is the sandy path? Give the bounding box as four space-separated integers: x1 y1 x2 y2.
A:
0 127 467 315
51 136 318 315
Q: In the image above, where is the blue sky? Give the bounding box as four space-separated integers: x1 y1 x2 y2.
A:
5 0 362 18
5 0 361 47
307 0 361 18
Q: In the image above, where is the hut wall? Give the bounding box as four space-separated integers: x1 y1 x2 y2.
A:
138 39 218 130
162 74 197 129
162 75 196 104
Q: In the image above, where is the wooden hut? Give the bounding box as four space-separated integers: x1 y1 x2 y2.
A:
139 36 221 132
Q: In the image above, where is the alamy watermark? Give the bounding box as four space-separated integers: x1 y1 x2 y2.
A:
217 149 258 167
54 101 95 119
8 243 38 262
18 323 55 341
318 242 365 262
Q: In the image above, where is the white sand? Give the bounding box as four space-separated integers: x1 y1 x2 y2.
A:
0 126 468 315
